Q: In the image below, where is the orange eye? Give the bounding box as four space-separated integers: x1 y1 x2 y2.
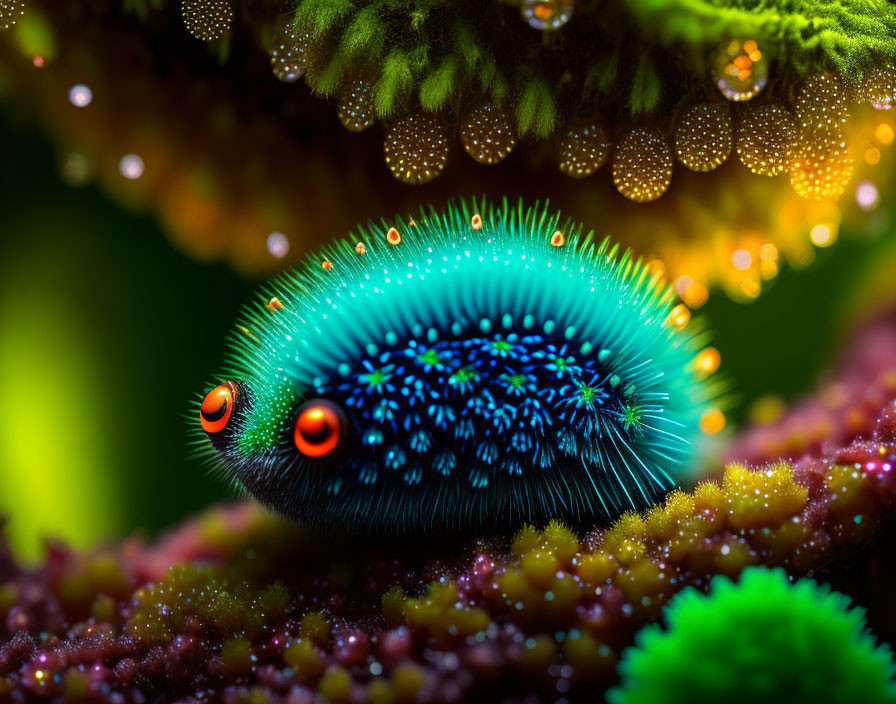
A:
294 400 344 458
200 381 237 434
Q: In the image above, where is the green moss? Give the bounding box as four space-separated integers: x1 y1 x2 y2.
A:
292 0 896 132
300 610 331 645
220 637 254 674
125 563 289 642
609 567 896 704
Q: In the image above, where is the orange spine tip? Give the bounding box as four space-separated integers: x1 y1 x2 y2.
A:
355 242 366 254
471 214 483 231
695 347 721 376
386 227 402 245
266 297 284 312
237 325 256 341
550 230 565 247
321 259 333 270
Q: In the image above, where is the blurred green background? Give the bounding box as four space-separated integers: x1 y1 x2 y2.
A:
1 101 894 560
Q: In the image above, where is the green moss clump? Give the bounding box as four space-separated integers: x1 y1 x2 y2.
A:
292 0 896 134
609 567 896 704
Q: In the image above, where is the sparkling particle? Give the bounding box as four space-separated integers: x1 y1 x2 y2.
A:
736 102 794 176
471 214 483 231
267 232 290 258
612 127 673 203
459 105 517 165
119 154 144 180
550 231 565 247
338 80 376 132
557 122 611 178
855 180 879 211
386 227 401 245
355 242 367 254
384 113 449 184
714 39 767 102
267 297 285 312
521 0 574 30
0 0 24 30
321 260 333 271
270 17 308 83
860 65 896 111
673 103 732 172
68 84 92 107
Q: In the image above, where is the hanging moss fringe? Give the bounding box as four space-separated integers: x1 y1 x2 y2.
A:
291 0 896 137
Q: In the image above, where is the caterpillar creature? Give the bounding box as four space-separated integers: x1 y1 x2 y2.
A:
196 201 714 531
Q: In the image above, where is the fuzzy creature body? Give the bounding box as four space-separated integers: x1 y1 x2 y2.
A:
198 201 710 530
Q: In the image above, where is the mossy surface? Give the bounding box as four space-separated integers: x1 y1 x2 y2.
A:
1 400 896 700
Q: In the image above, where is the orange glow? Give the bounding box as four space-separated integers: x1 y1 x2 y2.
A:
550 230 565 247
471 214 483 231
386 227 401 245
321 259 333 270
646 259 665 280
355 242 366 254
266 297 284 312
699 409 726 435
875 123 895 146
681 280 708 308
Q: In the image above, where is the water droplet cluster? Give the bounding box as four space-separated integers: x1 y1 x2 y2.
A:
521 0 575 30
459 105 516 164
861 65 896 110
557 123 611 178
181 0 233 42
0 0 24 31
270 18 308 84
713 39 767 101
612 127 673 202
337 80 376 132
735 102 794 176
673 103 732 172
383 113 450 184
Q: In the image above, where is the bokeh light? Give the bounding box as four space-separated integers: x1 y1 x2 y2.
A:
119 153 144 180
267 231 290 258
856 180 880 211
67 83 92 107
